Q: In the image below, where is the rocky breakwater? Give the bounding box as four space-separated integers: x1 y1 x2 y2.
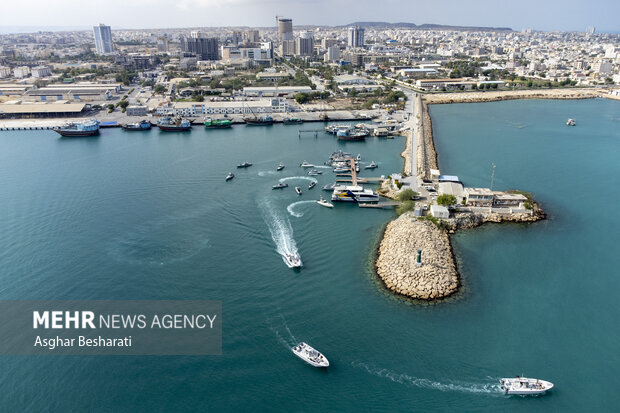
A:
376 214 459 300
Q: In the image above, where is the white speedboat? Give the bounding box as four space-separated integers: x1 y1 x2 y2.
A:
365 161 378 169
272 183 288 189
566 118 576 126
333 166 350 173
308 169 322 176
322 183 336 191
225 172 234 181
291 342 329 367
500 377 554 395
300 161 314 168
295 186 302 195
356 153 362 161
308 181 316 189
317 197 333 208
237 161 252 168
277 163 285 171
332 185 379 203
283 252 302 268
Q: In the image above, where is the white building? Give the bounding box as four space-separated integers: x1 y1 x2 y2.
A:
0 66 11 78
31 66 51 78
324 45 340 62
155 99 289 116
242 86 313 97
347 26 365 48
430 205 449 219
13 66 31 78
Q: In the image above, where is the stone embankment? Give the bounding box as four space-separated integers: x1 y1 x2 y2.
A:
448 204 546 232
423 88 604 105
376 214 459 300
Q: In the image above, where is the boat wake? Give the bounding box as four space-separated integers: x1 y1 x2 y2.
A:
287 200 316 218
266 314 298 349
279 176 318 184
258 170 279 177
351 362 501 396
260 198 301 267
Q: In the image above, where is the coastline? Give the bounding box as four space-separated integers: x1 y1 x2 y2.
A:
422 87 605 105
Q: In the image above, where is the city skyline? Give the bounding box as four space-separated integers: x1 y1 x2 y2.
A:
0 0 619 33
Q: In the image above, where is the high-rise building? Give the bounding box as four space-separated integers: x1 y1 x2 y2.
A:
246 30 260 43
324 45 340 62
321 38 339 48
93 24 114 55
181 32 219 61
295 31 313 57
278 18 293 42
347 25 365 49
156 37 169 53
231 31 243 45
280 40 296 57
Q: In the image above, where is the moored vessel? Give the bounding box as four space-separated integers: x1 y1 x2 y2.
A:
54 119 100 137
204 117 232 129
291 342 329 367
322 183 336 191
121 120 151 131
331 185 379 203
157 116 192 132
283 117 303 125
245 115 274 126
500 377 553 395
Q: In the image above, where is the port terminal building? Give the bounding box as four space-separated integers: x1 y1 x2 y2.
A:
155 99 289 116
0 102 88 119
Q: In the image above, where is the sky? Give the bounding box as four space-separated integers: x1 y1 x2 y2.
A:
0 0 619 33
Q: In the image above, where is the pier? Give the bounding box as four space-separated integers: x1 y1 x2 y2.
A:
298 129 322 138
358 202 399 208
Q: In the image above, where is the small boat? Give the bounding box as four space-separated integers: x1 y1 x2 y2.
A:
157 116 192 132
225 172 234 181
244 115 274 126
317 197 333 208
295 187 302 195
291 342 329 367
356 154 362 161
283 252 302 268
308 181 316 190
204 117 232 129
276 163 285 171
283 117 303 125
237 161 252 168
365 161 378 169
122 120 151 131
322 183 336 191
54 119 100 137
307 169 322 176
272 183 288 189
566 118 576 126
300 161 314 168
333 166 350 173
500 377 554 395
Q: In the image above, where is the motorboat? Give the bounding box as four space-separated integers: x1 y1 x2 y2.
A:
307 169 322 176
272 183 288 189
365 161 378 169
322 183 336 191
225 172 234 181
277 163 285 171
291 342 329 367
283 117 303 125
283 252 302 268
500 377 554 395
317 197 333 208
204 118 232 128
308 181 316 190
295 187 302 195
566 118 576 126
356 154 362 161
333 166 350 173
332 185 379 203
157 116 192 131
300 161 314 168
122 120 151 131
237 161 252 168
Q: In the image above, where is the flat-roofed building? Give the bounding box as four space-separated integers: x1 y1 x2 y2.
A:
155 99 288 116
242 86 312 97
31 66 51 78
438 182 465 202
0 66 11 78
126 105 147 116
24 83 122 102
430 204 449 219
492 192 528 207
256 72 290 82
465 187 494 207
0 102 87 118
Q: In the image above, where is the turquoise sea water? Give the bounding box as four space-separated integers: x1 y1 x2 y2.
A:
0 98 618 412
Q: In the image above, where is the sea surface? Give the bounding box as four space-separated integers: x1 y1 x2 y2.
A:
0 99 618 412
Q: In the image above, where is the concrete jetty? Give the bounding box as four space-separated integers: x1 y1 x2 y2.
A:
376 214 459 300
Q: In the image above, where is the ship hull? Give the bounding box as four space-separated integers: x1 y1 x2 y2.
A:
157 125 191 132
122 125 151 131
54 129 99 137
245 121 274 126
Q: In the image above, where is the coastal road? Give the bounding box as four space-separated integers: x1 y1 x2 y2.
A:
400 88 419 190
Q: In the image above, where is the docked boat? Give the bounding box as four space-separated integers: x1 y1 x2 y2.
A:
272 183 288 189
356 154 362 161
307 169 322 176
337 128 368 141
225 172 234 181
325 125 351 135
283 252 303 268
204 117 232 129
291 342 329 367
365 161 378 169
322 183 336 191
308 181 316 190
54 119 100 137
333 166 350 173
283 117 303 125
331 185 379 203
295 186 302 195
500 377 554 395
276 163 285 171
157 116 192 132
317 197 333 208
245 115 274 126
121 120 151 131
300 161 314 168
237 161 252 168
566 118 576 126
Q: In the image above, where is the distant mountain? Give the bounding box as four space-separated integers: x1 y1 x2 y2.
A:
343 22 512 32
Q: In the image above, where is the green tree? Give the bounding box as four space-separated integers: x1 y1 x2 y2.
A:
437 194 457 206
295 93 310 104
397 188 419 201
396 201 416 215
154 85 166 94
119 100 129 110
192 94 204 102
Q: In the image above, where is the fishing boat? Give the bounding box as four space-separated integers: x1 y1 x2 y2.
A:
53 119 100 137
121 120 151 131
317 197 333 208
291 342 329 367
283 252 303 268
295 187 302 195
308 181 316 190
322 183 336 191
237 161 252 168
276 163 285 171
500 377 554 395
337 128 367 141
566 118 576 126
365 161 378 169
225 172 234 181
244 115 274 126
204 117 232 129
157 116 192 132
307 169 322 176
272 183 288 189
283 117 303 125
299 161 314 168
